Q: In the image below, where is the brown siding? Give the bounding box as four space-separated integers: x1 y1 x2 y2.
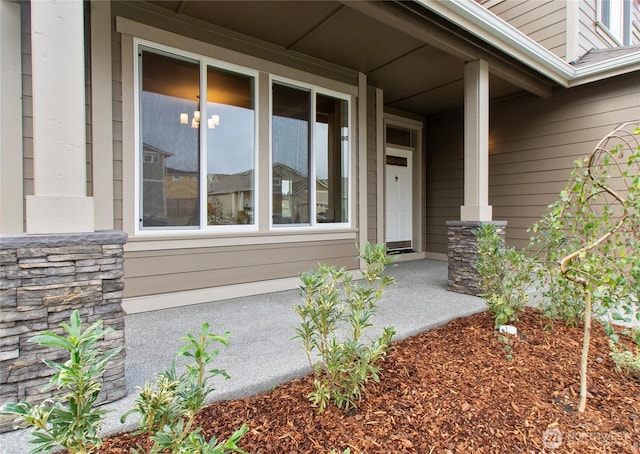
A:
111 3 362 300
112 16 123 230
21 3 33 223
494 75 639 246
489 74 640 248
424 110 464 255
578 0 640 53
578 0 616 53
634 3 640 44
482 0 567 59
124 239 358 298
425 72 640 252
366 86 378 244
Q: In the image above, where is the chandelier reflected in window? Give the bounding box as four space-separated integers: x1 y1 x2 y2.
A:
180 110 220 129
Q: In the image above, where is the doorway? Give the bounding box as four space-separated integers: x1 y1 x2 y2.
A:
385 147 413 251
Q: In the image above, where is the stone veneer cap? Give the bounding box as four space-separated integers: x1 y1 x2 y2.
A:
0 230 128 249
446 220 508 227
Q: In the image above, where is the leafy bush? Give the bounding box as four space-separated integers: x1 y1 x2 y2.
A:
474 223 534 329
122 323 247 453
526 122 640 411
294 243 396 413
0 310 121 454
609 340 640 382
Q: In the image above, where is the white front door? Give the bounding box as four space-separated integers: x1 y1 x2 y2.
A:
385 148 412 250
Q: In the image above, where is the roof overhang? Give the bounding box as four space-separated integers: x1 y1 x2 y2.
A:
418 0 640 88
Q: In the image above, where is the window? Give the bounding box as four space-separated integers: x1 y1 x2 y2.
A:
136 42 350 233
138 46 256 229
600 0 632 45
271 82 349 226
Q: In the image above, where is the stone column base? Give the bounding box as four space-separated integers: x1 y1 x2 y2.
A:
446 221 506 295
0 231 128 433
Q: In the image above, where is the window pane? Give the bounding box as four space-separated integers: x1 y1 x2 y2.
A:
140 50 200 227
316 94 349 223
206 67 255 225
386 126 413 147
272 84 310 225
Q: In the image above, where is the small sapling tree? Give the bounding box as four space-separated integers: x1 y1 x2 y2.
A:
529 122 640 411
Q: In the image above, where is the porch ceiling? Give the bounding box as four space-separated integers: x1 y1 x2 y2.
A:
144 0 549 116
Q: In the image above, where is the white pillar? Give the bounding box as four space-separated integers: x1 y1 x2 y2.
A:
460 60 492 222
26 0 94 234
0 0 24 233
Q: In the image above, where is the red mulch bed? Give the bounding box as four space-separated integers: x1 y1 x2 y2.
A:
97 308 639 453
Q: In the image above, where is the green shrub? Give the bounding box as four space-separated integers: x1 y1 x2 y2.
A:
294 243 396 413
0 310 121 454
474 223 534 329
609 340 640 382
526 122 640 411
122 323 247 453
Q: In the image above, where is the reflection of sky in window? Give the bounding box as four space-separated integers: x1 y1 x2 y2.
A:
142 92 198 172
273 117 331 178
207 103 254 175
144 92 336 178
273 116 308 177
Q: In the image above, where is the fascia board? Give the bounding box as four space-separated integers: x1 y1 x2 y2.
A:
416 0 640 88
570 51 640 87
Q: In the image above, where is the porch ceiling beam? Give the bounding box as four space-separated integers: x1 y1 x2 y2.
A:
341 0 552 98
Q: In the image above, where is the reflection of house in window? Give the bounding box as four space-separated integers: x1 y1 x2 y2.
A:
271 163 335 224
142 143 172 225
207 170 254 225
165 167 199 223
272 163 308 224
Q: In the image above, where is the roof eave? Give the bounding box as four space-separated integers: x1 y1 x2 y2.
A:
417 0 639 88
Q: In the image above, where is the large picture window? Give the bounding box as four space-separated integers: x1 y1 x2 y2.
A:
136 42 350 233
138 46 256 229
272 82 349 226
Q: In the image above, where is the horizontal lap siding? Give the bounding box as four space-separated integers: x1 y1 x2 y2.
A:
21 5 33 221
578 0 607 54
112 19 123 230
425 73 640 253
124 239 358 297
482 0 567 59
489 73 640 248
367 87 378 244
425 111 463 254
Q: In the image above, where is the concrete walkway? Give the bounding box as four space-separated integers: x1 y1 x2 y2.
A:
0 259 486 453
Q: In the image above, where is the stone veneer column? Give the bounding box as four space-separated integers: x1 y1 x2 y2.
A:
0 231 127 433
446 221 506 295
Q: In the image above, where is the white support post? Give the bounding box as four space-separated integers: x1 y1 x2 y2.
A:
461 60 492 222
26 0 94 234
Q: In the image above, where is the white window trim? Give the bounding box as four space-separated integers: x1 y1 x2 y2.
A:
133 38 260 236
596 0 631 46
268 74 353 232
132 36 356 238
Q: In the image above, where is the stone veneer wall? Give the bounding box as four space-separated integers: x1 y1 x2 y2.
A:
0 231 128 432
446 221 507 295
